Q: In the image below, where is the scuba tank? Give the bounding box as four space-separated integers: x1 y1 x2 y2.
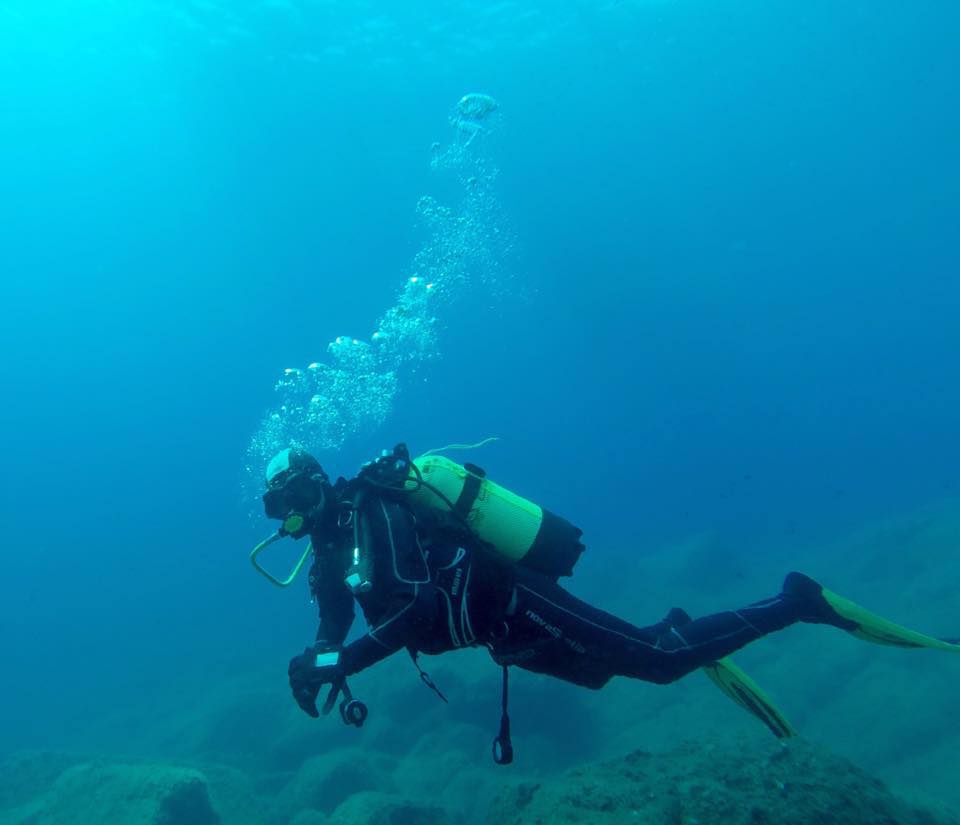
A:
361 445 585 579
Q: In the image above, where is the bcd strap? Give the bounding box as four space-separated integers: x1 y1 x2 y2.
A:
453 463 486 522
492 665 514 765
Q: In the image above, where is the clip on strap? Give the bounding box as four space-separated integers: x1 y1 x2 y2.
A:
408 649 449 703
492 665 514 765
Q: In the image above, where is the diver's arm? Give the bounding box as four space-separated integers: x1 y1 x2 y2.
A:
308 551 355 648
340 586 436 675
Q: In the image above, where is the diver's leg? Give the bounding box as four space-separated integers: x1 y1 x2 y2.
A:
495 570 720 687
498 570 960 689
537 584 784 683
501 570 859 686
648 571 960 679
494 598 705 689
490 569 666 689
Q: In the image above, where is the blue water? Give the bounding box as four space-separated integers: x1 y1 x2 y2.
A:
1 0 958 777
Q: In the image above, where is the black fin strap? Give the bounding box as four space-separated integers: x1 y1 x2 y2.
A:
492 665 514 765
408 648 448 704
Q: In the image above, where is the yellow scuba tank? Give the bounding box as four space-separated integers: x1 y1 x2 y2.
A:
405 454 584 578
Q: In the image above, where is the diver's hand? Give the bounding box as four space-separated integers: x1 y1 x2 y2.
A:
288 645 345 718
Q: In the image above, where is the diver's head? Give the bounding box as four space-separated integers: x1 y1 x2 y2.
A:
262 447 332 539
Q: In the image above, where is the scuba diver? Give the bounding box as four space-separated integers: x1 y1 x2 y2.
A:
251 443 960 762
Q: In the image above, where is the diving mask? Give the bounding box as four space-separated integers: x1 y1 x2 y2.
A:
252 462 331 586
262 470 329 533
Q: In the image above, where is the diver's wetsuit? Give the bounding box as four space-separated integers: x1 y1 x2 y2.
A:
491 567 804 688
310 493 813 687
308 494 514 673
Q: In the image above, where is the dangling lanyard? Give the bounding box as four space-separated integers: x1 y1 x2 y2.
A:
408 648 449 704
492 665 514 765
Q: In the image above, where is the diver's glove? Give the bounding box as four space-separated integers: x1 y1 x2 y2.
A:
288 644 345 718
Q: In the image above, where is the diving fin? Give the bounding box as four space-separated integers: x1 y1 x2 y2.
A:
821 587 960 652
703 657 798 739
784 572 960 652
660 606 797 739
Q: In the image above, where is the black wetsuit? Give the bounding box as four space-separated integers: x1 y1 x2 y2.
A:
309 493 809 688
309 494 514 673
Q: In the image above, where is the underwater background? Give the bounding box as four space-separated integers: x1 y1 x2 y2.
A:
1 0 959 822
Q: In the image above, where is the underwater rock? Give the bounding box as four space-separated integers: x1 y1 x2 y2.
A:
0 751 84 814
275 748 395 817
487 735 960 825
290 810 328 825
13 760 219 825
327 790 451 825
389 723 509 816
201 763 272 825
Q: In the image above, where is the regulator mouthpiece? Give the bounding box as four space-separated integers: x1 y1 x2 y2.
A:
282 513 306 536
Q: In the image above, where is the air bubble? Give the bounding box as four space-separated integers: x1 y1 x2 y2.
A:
245 95 514 499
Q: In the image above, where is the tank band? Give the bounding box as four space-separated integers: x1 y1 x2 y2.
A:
453 463 486 521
